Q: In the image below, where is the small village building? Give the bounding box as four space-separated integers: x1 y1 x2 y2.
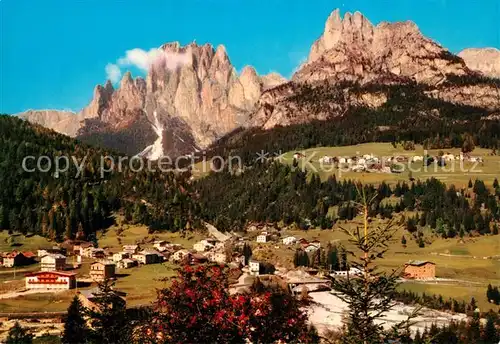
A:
232 253 245 266
304 244 319 253
210 252 227 264
282 236 297 245
256 232 270 243
153 240 168 251
2 251 34 268
25 271 76 290
193 240 214 252
78 243 94 256
117 258 138 269
132 250 161 265
190 253 209 265
40 254 66 271
171 249 189 263
249 260 260 276
404 261 436 279
122 245 140 254
112 252 130 262
90 261 116 282
331 267 363 277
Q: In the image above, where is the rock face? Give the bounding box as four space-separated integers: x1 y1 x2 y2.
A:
77 42 286 156
17 110 82 137
458 48 500 78
251 9 500 129
298 9 468 84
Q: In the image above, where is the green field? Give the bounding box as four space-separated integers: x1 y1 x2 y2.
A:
0 232 53 253
252 215 500 311
279 143 499 187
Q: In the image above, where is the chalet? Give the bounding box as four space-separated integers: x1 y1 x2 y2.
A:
116 258 138 269
40 254 66 271
282 236 297 245
77 243 94 256
171 249 189 263
210 252 227 264
190 253 209 265
2 251 34 268
153 240 168 251
132 250 162 264
122 245 140 254
112 252 130 262
25 271 76 290
87 248 106 259
256 232 270 243
404 261 436 279
249 260 260 276
304 244 319 253
193 240 215 252
90 261 116 282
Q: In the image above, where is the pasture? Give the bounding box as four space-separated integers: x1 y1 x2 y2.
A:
280 143 499 187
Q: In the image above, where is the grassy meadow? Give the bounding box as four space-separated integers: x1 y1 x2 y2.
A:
279 143 499 187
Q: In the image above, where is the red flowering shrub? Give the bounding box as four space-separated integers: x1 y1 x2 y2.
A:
144 264 317 344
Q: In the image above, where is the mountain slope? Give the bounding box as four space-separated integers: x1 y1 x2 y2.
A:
17 110 82 137
458 48 500 78
249 10 500 130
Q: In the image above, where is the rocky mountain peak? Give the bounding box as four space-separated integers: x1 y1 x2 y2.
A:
458 48 500 78
298 9 469 85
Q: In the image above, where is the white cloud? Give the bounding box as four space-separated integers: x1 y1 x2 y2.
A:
105 63 122 83
105 47 192 83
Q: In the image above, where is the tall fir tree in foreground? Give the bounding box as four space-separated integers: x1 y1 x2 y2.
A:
62 295 89 344
6 322 33 344
86 279 132 344
329 185 418 344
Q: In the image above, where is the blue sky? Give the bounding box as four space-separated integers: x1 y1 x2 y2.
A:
1 0 499 114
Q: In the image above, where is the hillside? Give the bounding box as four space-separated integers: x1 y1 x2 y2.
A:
0 115 196 241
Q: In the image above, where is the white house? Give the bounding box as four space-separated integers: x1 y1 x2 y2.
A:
256 232 270 243
319 156 334 164
132 250 162 264
338 157 347 164
282 236 297 245
411 156 423 163
331 267 363 277
117 258 138 269
25 271 76 290
171 249 190 263
249 260 260 275
122 245 140 254
112 252 130 262
211 252 227 264
304 244 319 253
40 254 66 272
193 240 215 252
153 240 168 251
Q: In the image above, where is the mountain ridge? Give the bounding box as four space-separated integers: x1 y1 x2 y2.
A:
17 8 500 157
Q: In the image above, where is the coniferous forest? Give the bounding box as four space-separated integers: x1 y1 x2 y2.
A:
0 115 499 243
